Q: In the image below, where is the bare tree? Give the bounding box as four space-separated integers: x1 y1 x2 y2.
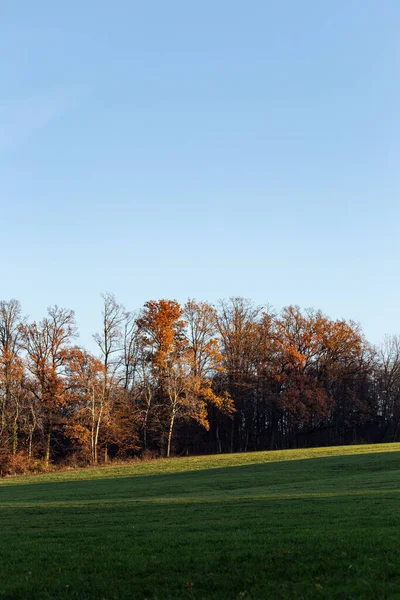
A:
93 292 125 461
376 335 400 440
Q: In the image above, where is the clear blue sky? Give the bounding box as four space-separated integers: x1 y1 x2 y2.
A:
1 1 399 349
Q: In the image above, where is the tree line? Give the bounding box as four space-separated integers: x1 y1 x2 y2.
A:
1 294 399 473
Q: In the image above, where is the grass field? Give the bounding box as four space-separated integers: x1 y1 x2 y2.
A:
1 443 400 599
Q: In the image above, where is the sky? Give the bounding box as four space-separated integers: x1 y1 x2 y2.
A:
1 0 399 350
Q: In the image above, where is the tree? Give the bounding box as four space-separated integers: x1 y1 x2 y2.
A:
93 292 125 461
137 300 186 456
0 299 25 455
65 347 105 464
22 306 77 464
184 299 234 452
215 298 264 452
0 293 396 468
275 306 332 439
137 299 235 457
376 336 400 440
120 311 141 395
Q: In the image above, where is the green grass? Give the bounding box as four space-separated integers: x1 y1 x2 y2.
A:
1 443 400 599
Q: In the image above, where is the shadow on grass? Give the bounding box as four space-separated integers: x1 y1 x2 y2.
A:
1 450 400 509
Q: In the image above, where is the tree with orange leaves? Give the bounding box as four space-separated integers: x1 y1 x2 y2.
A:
184 299 234 446
137 300 186 456
65 347 105 464
21 306 77 464
137 299 233 457
275 306 371 445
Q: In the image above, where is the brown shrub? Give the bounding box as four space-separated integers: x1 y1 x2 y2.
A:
140 449 158 462
28 459 50 474
0 451 32 476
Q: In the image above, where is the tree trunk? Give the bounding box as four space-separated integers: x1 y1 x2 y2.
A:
93 438 97 465
28 432 33 458
167 411 176 458
12 421 18 455
45 430 51 465
0 398 6 434
91 388 96 464
215 421 222 453
93 399 104 466
143 395 151 450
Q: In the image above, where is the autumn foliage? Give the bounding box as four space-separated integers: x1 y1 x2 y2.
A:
0 295 398 472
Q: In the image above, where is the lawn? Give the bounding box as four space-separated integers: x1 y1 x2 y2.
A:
1 443 400 599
